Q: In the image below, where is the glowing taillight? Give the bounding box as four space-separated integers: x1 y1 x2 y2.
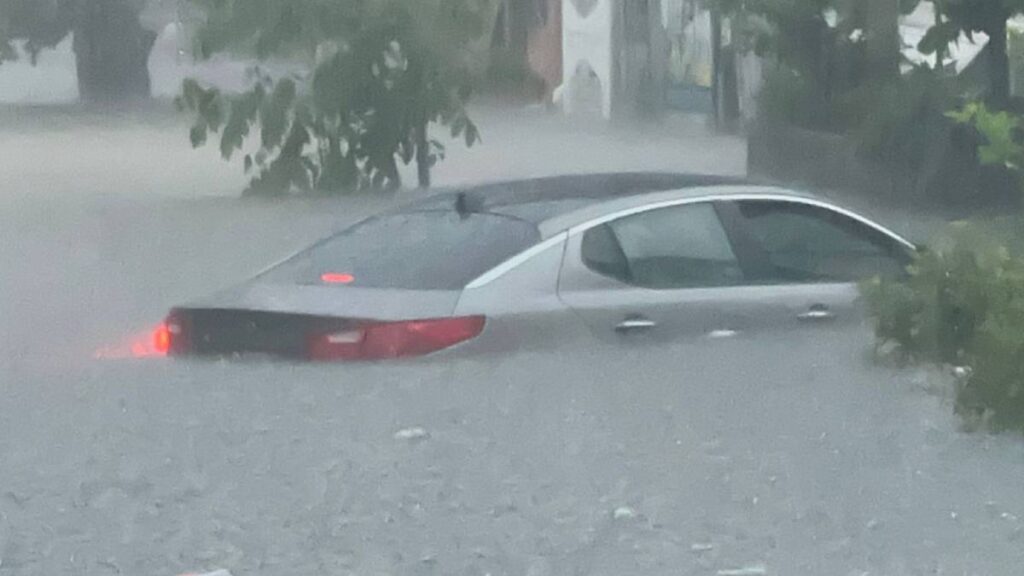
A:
308 316 485 361
157 312 189 356
321 273 355 284
153 323 172 355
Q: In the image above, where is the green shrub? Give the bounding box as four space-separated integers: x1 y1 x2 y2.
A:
759 65 958 176
478 48 545 100
862 220 1024 431
757 66 836 131
851 67 956 170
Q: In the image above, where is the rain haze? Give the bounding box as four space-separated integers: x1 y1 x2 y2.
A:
2 1 1024 576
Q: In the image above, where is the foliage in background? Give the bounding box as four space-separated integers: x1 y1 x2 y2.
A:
863 99 1024 433
0 0 156 102
949 100 1024 173
0 0 73 64
759 61 960 179
708 0 857 104
481 47 545 101
714 1 940 149
721 0 1024 177
756 65 836 130
914 0 1024 107
853 65 959 167
179 0 491 195
863 220 1024 431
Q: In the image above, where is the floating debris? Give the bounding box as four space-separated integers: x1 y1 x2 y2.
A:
612 506 637 520
717 565 767 576
394 427 430 442
690 543 714 552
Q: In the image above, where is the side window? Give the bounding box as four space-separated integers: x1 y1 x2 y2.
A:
581 223 630 283
581 203 744 289
733 200 909 283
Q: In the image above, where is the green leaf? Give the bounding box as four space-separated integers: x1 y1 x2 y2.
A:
190 124 208 148
186 0 484 193
917 21 960 55
260 78 296 149
463 120 480 147
220 113 248 159
220 91 262 160
0 40 17 64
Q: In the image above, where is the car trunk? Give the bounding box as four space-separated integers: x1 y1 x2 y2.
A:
172 283 463 359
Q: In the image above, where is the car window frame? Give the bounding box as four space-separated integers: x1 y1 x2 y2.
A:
715 198 915 285
486 189 916 292
577 200 746 290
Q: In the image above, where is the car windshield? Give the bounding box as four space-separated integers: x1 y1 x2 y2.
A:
260 211 541 290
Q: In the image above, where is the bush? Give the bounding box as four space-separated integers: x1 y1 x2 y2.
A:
757 66 836 131
851 67 957 170
758 65 959 174
862 220 1024 432
478 48 545 101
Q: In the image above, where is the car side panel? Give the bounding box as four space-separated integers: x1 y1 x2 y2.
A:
711 198 913 333
556 226 829 344
452 234 590 356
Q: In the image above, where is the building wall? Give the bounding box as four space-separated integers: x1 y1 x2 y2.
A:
527 0 564 100
562 0 614 118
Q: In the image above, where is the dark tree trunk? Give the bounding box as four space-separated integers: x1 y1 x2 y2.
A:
865 0 900 84
415 123 431 189
506 0 533 62
73 0 156 103
710 11 739 130
710 10 722 126
720 44 740 130
986 14 1010 109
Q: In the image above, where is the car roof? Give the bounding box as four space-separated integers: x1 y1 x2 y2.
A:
408 172 749 220
405 172 824 236
536 184 830 237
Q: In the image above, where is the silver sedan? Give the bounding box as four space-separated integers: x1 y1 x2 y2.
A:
158 173 914 361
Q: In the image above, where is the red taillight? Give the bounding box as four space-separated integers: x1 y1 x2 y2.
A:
321 273 355 284
155 312 187 356
153 323 172 354
308 316 486 361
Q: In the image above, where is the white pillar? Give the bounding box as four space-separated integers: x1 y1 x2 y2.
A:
561 0 615 118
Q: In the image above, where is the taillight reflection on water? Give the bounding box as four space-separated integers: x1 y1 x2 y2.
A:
95 318 181 360
95 326 168 359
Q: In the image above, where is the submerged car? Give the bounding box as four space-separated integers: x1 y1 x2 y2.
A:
156 173 915 361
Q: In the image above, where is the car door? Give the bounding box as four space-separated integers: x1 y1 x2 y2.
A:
557 201 785 344
714 198 914 330
556 197 913 346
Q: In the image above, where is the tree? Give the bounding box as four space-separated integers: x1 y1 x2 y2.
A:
917 0 1024 107
0 0 156 102
178 0 488 195
708 0 853 105
866 0 901 83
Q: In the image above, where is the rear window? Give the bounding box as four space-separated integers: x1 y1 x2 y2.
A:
260 211 542 290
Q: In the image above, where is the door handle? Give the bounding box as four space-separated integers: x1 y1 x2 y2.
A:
615 317 657 333
797 305 835 322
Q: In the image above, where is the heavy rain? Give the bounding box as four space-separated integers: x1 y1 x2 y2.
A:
2 1 1024 575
